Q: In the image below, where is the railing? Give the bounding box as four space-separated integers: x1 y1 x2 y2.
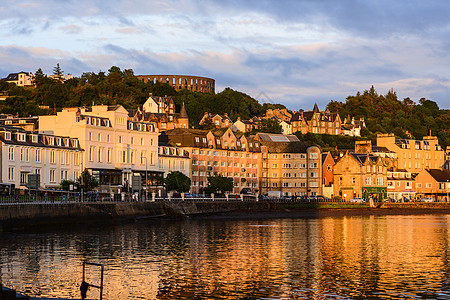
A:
0 193 361 205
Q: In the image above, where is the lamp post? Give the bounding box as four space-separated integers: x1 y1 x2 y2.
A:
141 156 148 201
447 179 449 203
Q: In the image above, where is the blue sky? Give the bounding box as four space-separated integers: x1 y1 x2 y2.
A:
1 0 450 110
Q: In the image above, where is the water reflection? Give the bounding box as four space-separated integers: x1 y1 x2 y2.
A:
1 215 450 299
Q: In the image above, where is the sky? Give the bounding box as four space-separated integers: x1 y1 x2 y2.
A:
1 0 450 110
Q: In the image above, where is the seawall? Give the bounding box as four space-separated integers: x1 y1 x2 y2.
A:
2 201 450 230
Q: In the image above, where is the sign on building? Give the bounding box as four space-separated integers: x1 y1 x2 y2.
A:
28 174 40 189
132 175 142 191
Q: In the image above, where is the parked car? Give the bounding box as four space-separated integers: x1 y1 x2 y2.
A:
349 197 364 203
421 197 434 202
240 188 253 195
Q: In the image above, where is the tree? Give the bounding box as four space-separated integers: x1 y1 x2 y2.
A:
256 118 282 134
76 169 98 191
60 179 77 191
165 171 191 193
206 174 233 194
53 63 64 82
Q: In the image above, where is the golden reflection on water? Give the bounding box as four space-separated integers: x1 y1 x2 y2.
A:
1 215 450 299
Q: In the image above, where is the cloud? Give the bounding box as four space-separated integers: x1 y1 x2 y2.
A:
59 24 83 34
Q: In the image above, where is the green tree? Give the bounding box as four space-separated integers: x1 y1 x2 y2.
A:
206 174 233 194
165 171 191 193
256 118 282 134
60 179 77 191
77 169 98 191
52 63 64 82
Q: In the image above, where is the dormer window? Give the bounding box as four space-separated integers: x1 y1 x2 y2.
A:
5 132 11 140
57 138 62 146
17 133 26 142
73 139 78 147
32 135 38 143
49 137 54 145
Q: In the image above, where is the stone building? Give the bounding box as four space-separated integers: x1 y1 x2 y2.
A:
135 75 215 94
256 133 322 197
376 133 445 173
333 151 388 201
322 152 335 198
199 112 234 130
290 103 342 135
162 127 261 194
129 95 189 131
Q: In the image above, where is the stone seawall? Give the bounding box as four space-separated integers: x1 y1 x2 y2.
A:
0 201 277 229
1 201 450 230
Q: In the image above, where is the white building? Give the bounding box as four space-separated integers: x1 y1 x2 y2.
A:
0 125 83 189
39 105 162 193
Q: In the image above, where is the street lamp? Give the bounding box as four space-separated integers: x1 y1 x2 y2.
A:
141 156 148 201
447 179 449 203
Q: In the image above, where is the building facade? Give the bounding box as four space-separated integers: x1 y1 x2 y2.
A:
415 169 450 201
162 128 261 194
291 103 342 135
2 72 34 87
377 133 445 173
334 151 388 201
256 133 322 197
38 105 162 193
0 125 83 189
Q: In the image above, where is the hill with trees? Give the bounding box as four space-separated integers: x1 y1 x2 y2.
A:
327 86 450 148
1 67 448 148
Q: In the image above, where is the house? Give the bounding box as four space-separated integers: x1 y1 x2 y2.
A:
2 71 34 87
131 94 189 131
386 168 415 201
290 103 342 135
414 169 450 201
341 116 366 137
234 117 258 133
199 112 234 130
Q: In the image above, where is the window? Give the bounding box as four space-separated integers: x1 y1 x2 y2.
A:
49 169 55 182
8 167 14 181
107 149 112 163
89 147 94 162
8 147 14 160
310 153 318 159
36 149 41 163
309 162 318 168
366 177 371 185
51 150 56 164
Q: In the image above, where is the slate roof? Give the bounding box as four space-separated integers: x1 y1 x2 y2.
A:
426 169 450 182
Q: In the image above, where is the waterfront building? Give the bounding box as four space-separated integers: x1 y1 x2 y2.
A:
0 125 83 189
333 151 388 201
1 71 34 87
414 169 450 201
256 133 322 197
386 168 415 201
322 152 335 198
162 128 261 194
38 105 162 193
157 140 191 178
376 133 445 173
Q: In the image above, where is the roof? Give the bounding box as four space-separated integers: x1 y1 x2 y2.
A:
256 133 299 142
426 169 450 182
179 102 188 118
350 153 380 164
260 140 316 153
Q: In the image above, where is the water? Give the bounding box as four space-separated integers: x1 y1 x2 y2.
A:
1 215 450 299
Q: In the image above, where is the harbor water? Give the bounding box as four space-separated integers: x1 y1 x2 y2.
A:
1 214 450 299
